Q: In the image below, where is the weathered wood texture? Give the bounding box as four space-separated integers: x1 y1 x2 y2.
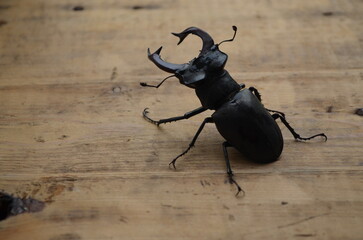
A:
0 0 362 239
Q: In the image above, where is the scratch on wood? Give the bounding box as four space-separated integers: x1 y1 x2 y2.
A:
161 204 184 210
278 213 330 229
129 5 161 10
200 180 204 187
0 20 7 27
110 67 118 81
73 6 84 11
0 5 10 10
200 180 211 187
49 233 81 240
119 216 128 223
322 12 333 16
295 233 316 237
34 136 45 143
326 106 333 113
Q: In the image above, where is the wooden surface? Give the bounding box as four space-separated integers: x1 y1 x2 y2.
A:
0 0 362 239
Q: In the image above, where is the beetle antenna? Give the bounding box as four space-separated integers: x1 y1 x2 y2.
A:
140 74 176 88
217 26 237 46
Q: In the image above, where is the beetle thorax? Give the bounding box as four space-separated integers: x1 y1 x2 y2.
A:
195 70 241 110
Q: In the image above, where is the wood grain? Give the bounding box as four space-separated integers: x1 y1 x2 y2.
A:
0 0 362 239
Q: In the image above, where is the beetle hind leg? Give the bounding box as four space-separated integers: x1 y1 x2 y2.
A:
266 108 286 117
248 87 287 117
222 142 245 197
249 87 262 102
272 113 327 141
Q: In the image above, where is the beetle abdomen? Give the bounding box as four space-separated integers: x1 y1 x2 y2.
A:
212 89 283 163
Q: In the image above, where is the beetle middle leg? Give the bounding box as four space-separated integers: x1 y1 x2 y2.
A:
222 142 244 196
272 113 328 141
169 117 213 169
143 106 206 126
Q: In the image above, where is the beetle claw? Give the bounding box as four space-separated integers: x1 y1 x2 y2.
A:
142 108 160 125
228 175 245 197
169 160 177 170
322 133 328 142
295 133 328 142
235 187 245 197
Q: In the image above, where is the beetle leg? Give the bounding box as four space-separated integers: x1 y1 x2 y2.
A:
248 87 286 116
222 142 245 197
249 87 262 102
266 108 286 117
272 113 328 141
143 107 207 126
169 117 213 169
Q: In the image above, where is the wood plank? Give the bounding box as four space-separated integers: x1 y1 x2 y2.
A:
1 0 362 239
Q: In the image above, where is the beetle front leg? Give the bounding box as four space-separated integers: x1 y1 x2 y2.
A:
222 142 244 197
143 107 207 126
169 117 213 169
272 113 328 141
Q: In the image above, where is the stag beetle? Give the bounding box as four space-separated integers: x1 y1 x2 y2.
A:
141 26 327 195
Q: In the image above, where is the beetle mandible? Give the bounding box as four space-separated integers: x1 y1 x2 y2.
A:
141 26 327 195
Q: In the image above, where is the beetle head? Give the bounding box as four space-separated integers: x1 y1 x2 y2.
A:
148 26 237 88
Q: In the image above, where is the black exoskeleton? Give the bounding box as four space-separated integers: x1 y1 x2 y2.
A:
141 26 327 196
